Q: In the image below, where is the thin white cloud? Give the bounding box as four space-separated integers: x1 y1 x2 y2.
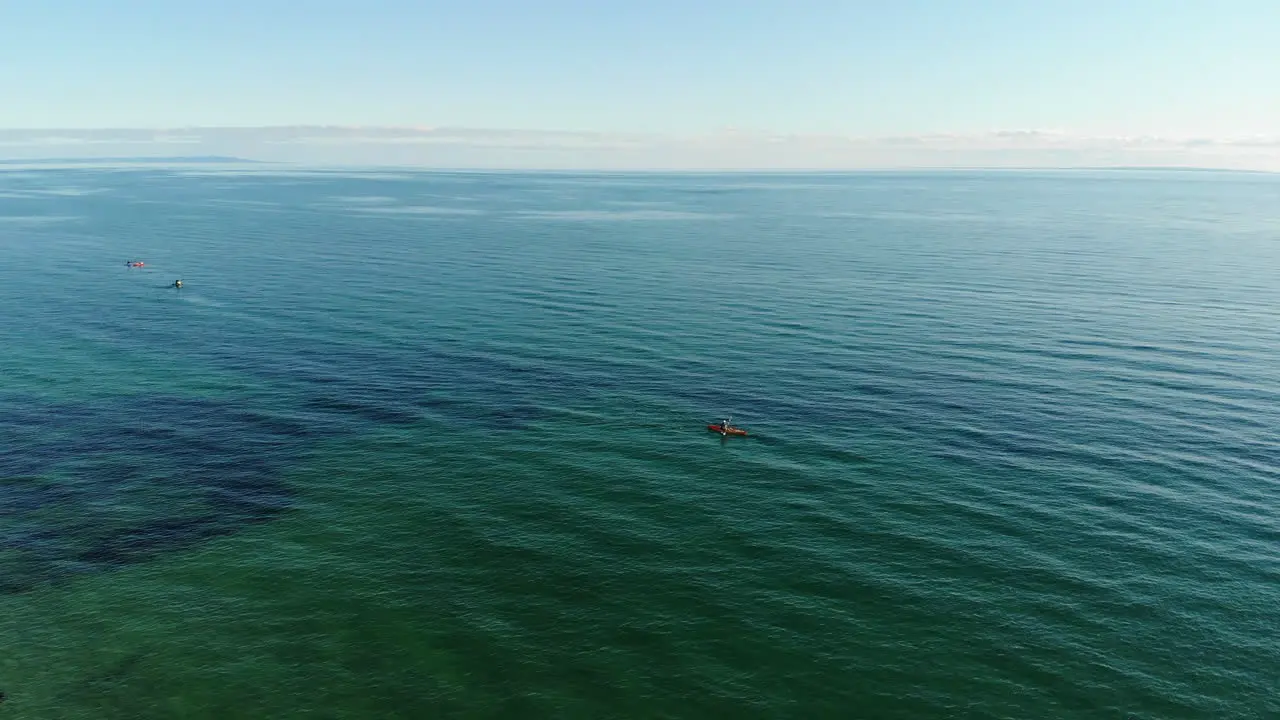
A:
0 135 202 147
0 127 1277 171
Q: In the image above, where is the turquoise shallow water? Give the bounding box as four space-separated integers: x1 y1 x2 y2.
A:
1 167 1278 718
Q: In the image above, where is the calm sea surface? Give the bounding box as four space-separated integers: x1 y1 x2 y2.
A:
1 167 1277 719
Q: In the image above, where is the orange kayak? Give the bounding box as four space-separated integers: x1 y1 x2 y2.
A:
707 424 748 436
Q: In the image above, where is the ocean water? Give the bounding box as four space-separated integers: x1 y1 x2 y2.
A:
0 166 1277 719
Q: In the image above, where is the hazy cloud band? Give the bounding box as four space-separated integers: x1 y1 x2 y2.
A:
1 126 1276 170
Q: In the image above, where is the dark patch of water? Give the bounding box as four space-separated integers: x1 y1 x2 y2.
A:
0 393 297 594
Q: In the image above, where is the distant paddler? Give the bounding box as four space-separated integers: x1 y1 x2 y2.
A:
706 417 747 436
172 279 183 289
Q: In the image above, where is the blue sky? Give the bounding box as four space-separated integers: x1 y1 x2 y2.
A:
2 1 1278 168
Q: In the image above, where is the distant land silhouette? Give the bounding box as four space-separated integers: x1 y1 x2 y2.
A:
0 156 263 165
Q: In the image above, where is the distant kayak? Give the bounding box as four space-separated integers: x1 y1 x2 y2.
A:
126 261 144 267
707 424 748 436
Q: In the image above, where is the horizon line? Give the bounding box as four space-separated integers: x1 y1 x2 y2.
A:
0 156 1273 175
3 126 1277 173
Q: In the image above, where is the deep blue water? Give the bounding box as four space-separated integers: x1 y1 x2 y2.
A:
1 167 1278 718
